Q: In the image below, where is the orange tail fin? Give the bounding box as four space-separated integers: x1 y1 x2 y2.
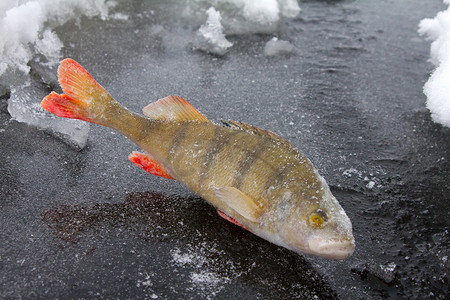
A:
42 92 94 123
41 58 116 126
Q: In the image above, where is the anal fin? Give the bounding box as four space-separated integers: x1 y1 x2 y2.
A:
129 151 174 180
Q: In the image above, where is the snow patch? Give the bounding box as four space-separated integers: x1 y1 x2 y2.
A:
170 243 244 298
186 0 301 35
193 7 233 56
418 1 450 128
0 0 112 77
264 37 295 56
1 0 114 149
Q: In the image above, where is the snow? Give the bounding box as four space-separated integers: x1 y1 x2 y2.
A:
418 0 450 128
1 0 112 149
170 244 239 298
193 7 233 56
264 37 295 56
0 0 111 77
183 0 300 36
35 29 64 67
193 1 300 55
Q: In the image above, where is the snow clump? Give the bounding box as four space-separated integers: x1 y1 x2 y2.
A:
418 0 450 128
193 7 233 56
264 37 295 56
0 0 112 77
1 0 114 150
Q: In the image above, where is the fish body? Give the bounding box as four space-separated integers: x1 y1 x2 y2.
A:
42 58 355 259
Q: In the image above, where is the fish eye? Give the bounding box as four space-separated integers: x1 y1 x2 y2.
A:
309 209 328 228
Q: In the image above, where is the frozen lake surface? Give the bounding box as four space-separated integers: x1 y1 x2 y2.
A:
1 0 449 299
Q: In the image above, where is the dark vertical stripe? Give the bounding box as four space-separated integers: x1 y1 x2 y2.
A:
232 138 271 189
263 162 297 191
167 123 190 162
199 128 241 183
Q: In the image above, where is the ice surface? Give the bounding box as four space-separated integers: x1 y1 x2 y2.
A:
1 0 113 149
7 83 89 149
418 0 450 128
0 0 112 77
186 0 300 35
1 0 449 299
193 7 233 56
264 37 295 56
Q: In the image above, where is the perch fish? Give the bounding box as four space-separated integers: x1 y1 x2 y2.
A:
42 58 355 259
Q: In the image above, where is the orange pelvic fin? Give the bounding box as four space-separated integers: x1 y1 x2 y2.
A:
129 151 175 180
142 95 211 123
217 210 248 230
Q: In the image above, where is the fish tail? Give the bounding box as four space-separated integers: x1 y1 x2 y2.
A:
41 58 119 126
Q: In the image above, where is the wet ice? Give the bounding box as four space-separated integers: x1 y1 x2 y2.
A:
7 83 89 149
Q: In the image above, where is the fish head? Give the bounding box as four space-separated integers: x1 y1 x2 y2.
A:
274 174 355 260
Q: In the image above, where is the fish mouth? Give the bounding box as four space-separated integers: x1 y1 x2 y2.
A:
308 236 355 260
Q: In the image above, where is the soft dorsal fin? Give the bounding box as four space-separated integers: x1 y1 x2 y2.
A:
221 120 289 144
143 95 211 122
214 187 263 223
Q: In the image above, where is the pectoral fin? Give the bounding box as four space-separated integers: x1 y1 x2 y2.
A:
214 187 263 223
129 151 175 180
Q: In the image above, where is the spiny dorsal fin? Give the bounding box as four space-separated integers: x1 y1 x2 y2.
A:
221 120 289 144
214 187 263 223
143 95 211 122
